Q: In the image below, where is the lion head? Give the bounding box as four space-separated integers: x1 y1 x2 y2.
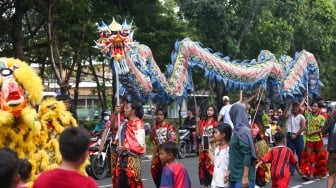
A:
0 58 43 116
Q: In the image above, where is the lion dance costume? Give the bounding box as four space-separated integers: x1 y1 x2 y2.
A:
0 58 79 187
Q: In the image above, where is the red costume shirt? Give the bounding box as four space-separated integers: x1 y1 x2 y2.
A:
123 117 146 155
261 146 297 179
199 118 218 137
33 168 98 188
154 121 176 144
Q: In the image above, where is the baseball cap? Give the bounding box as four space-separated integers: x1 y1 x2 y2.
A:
222 96 230 101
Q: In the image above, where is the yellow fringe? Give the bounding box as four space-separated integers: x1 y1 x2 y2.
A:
0 58 84 188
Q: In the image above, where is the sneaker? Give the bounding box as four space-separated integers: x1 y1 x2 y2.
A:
302 174 312 180
301 174 308 180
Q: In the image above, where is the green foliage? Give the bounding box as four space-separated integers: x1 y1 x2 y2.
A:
145 135 155 155
242 11 294 57
81 119 99 131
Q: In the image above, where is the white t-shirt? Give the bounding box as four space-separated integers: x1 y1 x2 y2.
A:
219 104 233 128
286 113 305 135
211 145 230 188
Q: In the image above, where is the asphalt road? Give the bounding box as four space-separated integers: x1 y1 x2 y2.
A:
95 154 328 188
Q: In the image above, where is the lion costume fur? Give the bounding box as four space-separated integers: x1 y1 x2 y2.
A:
0 58 88 187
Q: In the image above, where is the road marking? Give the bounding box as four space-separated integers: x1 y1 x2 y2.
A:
99 185 112 188
302 180 315 184
290 185 303 188
289 176 327 188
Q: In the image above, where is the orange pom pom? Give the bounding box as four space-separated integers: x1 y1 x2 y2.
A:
318 159 327 166
301 163 315 176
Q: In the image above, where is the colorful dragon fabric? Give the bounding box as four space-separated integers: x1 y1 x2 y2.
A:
96 19 321 104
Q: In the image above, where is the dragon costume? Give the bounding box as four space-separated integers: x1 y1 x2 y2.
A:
95 19 321 105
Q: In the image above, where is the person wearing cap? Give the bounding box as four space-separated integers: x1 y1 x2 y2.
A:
218 96 233 129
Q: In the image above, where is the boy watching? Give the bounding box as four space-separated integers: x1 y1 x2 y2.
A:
33 127 98 188
256 131 301 188
0 148 20 188
159 141 192 188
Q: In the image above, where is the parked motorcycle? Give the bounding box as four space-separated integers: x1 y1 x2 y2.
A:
177 127 198 159
86 131 112 180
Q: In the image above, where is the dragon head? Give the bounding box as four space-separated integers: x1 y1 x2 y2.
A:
96 19 132 63
109 32 127 62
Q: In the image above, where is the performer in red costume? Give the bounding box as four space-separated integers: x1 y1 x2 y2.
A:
300 102 327 179
99 96 127 187
196 104 218 188
150 108 176 188
115 101 146 188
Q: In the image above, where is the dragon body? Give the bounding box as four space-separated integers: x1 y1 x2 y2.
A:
96 20 321 104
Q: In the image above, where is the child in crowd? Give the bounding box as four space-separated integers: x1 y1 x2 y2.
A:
208 123 232 188
159 141 192 188
256 131 302 188
17 159 32 188
33 127 99 188
0 148 20 188
150 108 176 187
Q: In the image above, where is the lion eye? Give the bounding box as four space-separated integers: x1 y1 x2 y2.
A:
1 68 13 77
13 64 20 70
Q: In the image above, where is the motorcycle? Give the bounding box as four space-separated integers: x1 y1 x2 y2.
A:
86 131 112 180
177 127 198 159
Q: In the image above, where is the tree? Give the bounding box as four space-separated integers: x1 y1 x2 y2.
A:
289 0 336 99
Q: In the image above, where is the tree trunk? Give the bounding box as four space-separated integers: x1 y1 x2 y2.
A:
73 60 81 121
214 79 228 111
71 16 91 119
47 0 62 86
89 58 104 109
12 0 25 59
236 0 262 51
